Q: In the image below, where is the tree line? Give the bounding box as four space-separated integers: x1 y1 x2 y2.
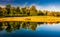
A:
0 4 60 17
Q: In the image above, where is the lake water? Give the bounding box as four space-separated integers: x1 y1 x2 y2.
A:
0 21 60 37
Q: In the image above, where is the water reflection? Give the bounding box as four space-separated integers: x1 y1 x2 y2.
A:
0 21 44 32
0 21 60 37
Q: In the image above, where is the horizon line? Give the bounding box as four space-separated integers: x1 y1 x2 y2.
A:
0 4 60 12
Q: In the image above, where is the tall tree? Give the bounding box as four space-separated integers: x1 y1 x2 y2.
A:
30 5 37 16
10 7 16 16
15 6 20 14
5 4 11 14
0 7 3 17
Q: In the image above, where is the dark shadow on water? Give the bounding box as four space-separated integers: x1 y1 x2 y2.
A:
0 21 45 32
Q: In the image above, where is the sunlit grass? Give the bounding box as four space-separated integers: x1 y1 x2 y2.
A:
0 16 60 23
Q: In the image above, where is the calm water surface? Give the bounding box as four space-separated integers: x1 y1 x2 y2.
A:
0 22 60 37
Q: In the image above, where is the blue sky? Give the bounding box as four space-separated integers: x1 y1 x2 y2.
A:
0 0 60 11
0 0 60 6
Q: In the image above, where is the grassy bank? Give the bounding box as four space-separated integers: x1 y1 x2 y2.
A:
0 16 60 23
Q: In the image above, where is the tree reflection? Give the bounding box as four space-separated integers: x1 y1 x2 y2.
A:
0 21 44 32
0 22 3 31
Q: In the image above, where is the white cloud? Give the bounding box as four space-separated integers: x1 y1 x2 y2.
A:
35 4 60 11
